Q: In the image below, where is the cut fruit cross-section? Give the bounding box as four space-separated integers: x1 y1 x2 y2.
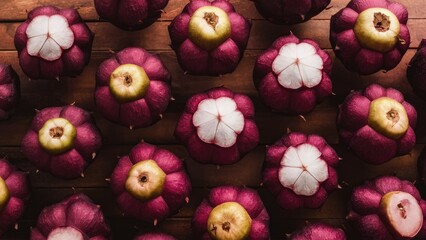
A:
26 15 74 61
192 97 245 148
272 42 323 89
279 143 328 196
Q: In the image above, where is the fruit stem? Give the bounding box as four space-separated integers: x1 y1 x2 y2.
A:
204 12 219 29
373 12 390 32
222 222 231 232
49 127 64 138
386 109 399 125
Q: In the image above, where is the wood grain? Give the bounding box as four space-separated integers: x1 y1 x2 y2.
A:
1 0 426 239
1 0 426 21
1 19 425 51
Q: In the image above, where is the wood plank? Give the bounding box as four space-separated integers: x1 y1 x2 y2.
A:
0 187 364 220
0 50 419 103
14 187 356 220
0 50 420 102
0 49 425 146
1 94 425 147
0 1 425 239
0 106 341 146
1 19 425 51
2 218 365 240
1 143 422 189
1 0 425 21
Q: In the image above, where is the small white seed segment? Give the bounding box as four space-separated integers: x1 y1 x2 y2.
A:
193 97 244 148
279 143 328 196
26 15 74 61
272 42 324 89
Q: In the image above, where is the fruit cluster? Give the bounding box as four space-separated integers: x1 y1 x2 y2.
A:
0 0 425 239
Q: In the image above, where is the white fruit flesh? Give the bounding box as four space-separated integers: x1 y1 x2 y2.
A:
109 64 151 103
272 42 324 90
193 97 244 148
38 118 77 155
354 8 400 53
207 202 252 240
368 97 409 139
279 143 328 196
26 15 74 61
188 6 231 50
125 160 166 201
47 227 85 240
380 191 423 238
0 176 10 212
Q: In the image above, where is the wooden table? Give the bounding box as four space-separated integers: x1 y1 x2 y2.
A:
1 0 426 239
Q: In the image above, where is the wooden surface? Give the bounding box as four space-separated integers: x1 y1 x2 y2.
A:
1 0 426 239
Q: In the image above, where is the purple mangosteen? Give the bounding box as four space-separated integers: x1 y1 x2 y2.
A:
348 176 426 239
14 6 94 79
94 0 169 30
168 0 251 75
175 87 259 165
134 232 176 240
330 0 410 74
30 193 111 239
289 222 346 240
337 84 416 164
254 0 331 25
110 142 191 225
95 47 171 129
263 132 340 209
21 105 102 179
192 186 270 239
253 34 332 114
0 64 19 120
0 158 29 236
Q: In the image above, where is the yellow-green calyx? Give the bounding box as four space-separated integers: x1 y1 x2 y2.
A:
207 202 252 240
0 177 9 212
368 97 409 139
109 64 150 103
125 160 166 201
354 8 401 53
38 118 77 155
188 6 231 51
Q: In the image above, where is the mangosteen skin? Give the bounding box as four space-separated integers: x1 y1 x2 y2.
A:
254 0 331 25
95 47 172 129
253 34 332 114
337 84 416 165
0 158 29 236
21 105 102 179
348 176 426 240
110 142 192 224
407 39 426 100
192 186 270 240
174 87 259 165
168 0 251 76
30 193 111 239
263 132 340 210
14 6 94 80
134 232 176 240
289 222 346 240
0 64 20 120
94 0 169 31
330 0 410 75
